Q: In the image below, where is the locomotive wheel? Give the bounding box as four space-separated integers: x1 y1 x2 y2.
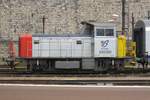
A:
31 64 41 72
114 59 125 71
95 59 111 72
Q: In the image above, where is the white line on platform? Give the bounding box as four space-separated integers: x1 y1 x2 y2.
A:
0 84 150 88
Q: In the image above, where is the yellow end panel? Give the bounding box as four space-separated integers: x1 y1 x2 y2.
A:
117 35 126 58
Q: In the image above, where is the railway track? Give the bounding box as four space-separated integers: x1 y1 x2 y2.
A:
0 65 150 77
0 76 150 86
0 70 150 79
0 66 150 85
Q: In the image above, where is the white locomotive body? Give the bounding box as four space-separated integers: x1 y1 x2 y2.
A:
19 22 126 71
32 36 93 58
32 23 117 59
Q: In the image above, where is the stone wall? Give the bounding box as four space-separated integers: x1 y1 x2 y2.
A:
0 0 150 58
1 0 150 35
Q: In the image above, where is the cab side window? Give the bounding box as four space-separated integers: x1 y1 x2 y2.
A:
96 28 114 36
96 29 104 36
105 29 114 36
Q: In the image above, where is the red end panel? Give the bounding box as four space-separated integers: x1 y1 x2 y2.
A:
19 34 32 58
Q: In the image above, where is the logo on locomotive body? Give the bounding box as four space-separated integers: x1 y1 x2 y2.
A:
95 38 116 57
101 40 109 48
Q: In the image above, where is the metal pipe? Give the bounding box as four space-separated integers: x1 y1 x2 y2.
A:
42 16 46 34
122 0 126 35
132 13 135 39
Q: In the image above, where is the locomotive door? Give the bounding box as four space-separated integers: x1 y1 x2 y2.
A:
32 37 50 57
40 39 50 57
32 37 40 57
72 40 82 57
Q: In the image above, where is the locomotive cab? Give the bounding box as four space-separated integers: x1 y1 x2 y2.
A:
81 21 117 58
82 22 126 71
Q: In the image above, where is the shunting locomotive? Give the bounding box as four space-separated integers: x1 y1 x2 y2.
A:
19 21 127 72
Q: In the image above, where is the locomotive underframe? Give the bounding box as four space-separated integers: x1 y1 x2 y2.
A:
24 57 125 72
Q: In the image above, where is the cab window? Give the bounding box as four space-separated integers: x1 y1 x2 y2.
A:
96 29 104 36
105 29 114 36
96 28 114 36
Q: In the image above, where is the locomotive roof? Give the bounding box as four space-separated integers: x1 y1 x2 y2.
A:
32 33 92 37
81 21 115 27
